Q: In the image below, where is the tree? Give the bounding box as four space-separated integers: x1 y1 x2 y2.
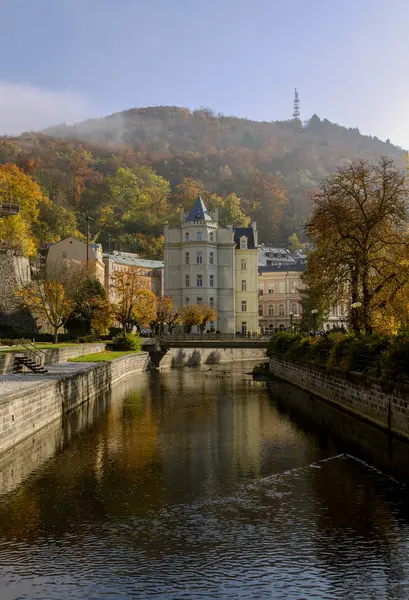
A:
111 270 157 331
173 178 205 210
199 305 218 332
17 278 75 343
0 214 36 257
306 157 409 333
180 303 217 333
287 233 303 252
150 296 181 334
251 171 287 243
0 163 44 256
66 277 111 337
207 192 250 227
180 304 204 334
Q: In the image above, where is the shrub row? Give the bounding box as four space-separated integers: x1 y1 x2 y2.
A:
267 331 409 382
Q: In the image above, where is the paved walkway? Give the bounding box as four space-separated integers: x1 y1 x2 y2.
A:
0 362 99 398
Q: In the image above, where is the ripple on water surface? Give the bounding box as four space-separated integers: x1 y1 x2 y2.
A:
1 365 409 599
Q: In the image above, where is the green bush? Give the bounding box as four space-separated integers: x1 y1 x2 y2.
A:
79 334 101 343
380 334 409 382
267 332 300 356
309 335 335 366
113 333 142 351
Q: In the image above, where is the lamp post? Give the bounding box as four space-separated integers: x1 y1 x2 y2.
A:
351 301 362 332
289 311 294 332
311 309 319 337
85 215 93 274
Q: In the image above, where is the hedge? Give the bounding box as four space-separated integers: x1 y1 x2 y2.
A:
267 331 409 382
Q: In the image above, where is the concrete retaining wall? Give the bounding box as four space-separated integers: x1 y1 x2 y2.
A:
159 346 266 369
269 355 409 438
0 342 106 374
0 352 150 456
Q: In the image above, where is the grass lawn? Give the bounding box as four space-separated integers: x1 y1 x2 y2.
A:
69 351 139 362
0 342 105 354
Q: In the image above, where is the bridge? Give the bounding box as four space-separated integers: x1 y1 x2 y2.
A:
142 334 271 368
146 334 271 349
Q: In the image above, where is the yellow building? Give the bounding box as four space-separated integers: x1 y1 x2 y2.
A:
234 226 259 335
46 236 105 293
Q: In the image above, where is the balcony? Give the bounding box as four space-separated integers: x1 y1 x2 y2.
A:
0 203 20 216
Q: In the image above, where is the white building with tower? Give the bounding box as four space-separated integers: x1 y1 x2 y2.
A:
164 195 258 334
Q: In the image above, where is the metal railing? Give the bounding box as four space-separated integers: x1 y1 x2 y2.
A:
21 342 47 366
158 333 271 341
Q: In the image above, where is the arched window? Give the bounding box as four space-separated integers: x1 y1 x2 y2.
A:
279 304 285 316
269 304 274 316
185 232 189 242
258 304 263 316
291 303 298 315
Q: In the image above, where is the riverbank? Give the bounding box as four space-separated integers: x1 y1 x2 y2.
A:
0 352 150 455
269 354 409 440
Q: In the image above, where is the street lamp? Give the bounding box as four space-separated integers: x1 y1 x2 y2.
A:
289 311 294 332
311 309 319 337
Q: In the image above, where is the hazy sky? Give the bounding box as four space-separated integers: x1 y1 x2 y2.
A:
1 0 408 148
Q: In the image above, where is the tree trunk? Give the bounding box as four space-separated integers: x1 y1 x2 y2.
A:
53 325 59 344
361 265 371 334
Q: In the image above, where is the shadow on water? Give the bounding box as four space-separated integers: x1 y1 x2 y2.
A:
269 376 409 485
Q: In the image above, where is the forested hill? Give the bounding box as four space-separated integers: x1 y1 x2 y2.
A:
0 106 405 259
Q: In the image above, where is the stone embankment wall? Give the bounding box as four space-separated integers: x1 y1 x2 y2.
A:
159 346 266 369
0 342 106 374
0 352 150 455
269 355 409 438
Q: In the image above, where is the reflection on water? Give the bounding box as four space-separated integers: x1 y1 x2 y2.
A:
1 363 409 599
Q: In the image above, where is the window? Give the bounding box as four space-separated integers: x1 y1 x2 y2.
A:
210 274 214 288
209 297 214 307
209 232 214 242
239 280 246 292
279 304 285 316
197 231 202 241
185 297 190 304
196 251 202 264
241 259 247 270
185 252 190 265
185 275 190 287
291 281 297 293
197 297 202 304
62 252 67 259
269 304 274 316
197 274 203 287
292 303 298 315
185 232 189 242
241 237 247 249
209 251 214 265
241 300 247 312
258 304 263 316
268 285 274 295
279 281 286 294
241 322 247 335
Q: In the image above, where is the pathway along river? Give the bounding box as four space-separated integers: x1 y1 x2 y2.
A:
1 362 409 599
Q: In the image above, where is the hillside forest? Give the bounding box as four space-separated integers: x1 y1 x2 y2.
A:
0 106 406 259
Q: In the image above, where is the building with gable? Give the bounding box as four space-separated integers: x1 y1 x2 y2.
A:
164 195 258 334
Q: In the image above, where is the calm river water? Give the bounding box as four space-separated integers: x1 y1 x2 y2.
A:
1 362 409 599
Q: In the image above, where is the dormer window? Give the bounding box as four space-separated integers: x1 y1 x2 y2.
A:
240 236 248 250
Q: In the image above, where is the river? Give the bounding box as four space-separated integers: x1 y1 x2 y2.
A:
1 361 409 599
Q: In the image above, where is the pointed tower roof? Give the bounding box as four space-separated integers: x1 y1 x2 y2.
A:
185 194 212 222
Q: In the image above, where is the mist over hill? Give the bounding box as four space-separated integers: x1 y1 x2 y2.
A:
0 106 405 255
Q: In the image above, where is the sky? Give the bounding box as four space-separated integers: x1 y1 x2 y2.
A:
1 0 408 148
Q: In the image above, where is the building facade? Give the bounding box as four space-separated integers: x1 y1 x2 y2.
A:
258 264 305 332
103 251 164 304
46 237 105 292
164 195 259 334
